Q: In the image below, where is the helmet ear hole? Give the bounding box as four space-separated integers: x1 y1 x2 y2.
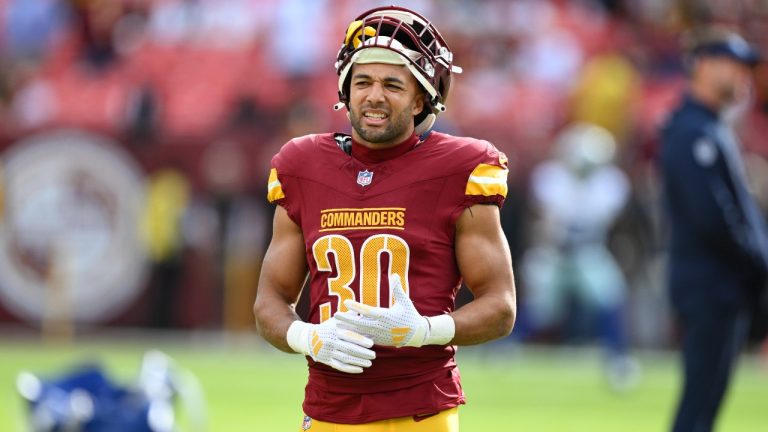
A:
438 81 447 104
341 73 352 105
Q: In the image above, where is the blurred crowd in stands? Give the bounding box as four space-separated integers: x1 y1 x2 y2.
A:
0 0 766 350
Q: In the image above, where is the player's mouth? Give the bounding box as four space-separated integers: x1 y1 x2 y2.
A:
362 110 389 127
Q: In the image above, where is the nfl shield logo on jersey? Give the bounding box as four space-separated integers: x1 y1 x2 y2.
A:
302 415 312 430
357 170 374 187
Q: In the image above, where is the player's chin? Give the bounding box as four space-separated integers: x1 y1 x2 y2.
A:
356 125 387 141
362 131 397 145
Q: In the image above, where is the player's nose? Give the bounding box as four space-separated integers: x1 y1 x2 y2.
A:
365 82 386 103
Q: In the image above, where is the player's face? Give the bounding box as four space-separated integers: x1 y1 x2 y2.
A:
348 63 425 148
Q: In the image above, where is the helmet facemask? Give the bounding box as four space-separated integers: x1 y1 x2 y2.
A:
334 6 462 136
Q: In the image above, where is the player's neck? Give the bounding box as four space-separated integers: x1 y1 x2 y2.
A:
351 133 420 164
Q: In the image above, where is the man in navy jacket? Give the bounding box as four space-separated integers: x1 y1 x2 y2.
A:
660 28 768 432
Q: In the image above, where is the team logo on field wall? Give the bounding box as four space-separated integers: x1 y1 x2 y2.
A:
0 129 147 323
357 170 373 186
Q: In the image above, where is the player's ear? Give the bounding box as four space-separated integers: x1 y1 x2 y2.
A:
412 88 426 116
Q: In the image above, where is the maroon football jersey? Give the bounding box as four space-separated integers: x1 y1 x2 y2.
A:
267 131 508 424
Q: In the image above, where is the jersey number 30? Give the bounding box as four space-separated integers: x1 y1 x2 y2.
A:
312 234 410 323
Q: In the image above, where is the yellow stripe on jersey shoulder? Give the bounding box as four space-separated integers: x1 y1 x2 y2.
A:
267 168 285 203
465 163 508 198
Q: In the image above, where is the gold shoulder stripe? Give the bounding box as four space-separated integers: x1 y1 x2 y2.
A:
465 163 508 198
267 168 285 202
470 163 507 180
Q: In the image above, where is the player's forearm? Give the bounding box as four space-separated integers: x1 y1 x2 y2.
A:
253 293 302 353
449 290 516 345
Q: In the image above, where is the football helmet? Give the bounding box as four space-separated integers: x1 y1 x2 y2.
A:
334 6 462 135
555 122 617 174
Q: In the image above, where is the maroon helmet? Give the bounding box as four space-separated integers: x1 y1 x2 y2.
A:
334 6 462 135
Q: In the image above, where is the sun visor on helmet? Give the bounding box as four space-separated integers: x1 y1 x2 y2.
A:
352 47 408 65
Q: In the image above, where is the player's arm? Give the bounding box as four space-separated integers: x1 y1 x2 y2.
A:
254 206 376 373
253 205 309 353
451 203 516 345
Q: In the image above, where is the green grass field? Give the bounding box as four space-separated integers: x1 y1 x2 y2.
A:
1 333 766 431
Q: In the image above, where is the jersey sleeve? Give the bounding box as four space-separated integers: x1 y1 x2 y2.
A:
265 138 304 225
462 143 509 208
266 167 285 204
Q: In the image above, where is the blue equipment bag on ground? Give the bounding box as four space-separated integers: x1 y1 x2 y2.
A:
17 351 200 432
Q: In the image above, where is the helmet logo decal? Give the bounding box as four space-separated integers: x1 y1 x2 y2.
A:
345 20 376 49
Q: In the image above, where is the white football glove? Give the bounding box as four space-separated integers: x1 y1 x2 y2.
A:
286 317 376 374
335 274 455 348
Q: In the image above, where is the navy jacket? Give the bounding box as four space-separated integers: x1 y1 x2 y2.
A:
659 95 768 307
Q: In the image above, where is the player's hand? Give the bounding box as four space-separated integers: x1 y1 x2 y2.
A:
335 274 431 348
286 317 376 374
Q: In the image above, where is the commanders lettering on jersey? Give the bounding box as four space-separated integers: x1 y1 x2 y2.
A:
267 168 285 203
320 208 406 232
465 153 509 198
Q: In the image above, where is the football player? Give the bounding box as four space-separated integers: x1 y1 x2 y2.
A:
254 6 516 431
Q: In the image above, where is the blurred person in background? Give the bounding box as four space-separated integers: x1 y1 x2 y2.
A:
2 0 67 62
522 122 638 391
140 167 190 328
200 138 266 331
568 26 640 148
659 27 768 432
253 6 515 431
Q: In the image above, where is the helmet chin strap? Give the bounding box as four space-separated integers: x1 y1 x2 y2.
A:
333 101 443 112
332 102 437 136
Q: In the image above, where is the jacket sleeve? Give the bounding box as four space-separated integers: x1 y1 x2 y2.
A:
265 140 303 226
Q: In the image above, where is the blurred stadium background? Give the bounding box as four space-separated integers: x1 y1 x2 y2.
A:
0 0 767 430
